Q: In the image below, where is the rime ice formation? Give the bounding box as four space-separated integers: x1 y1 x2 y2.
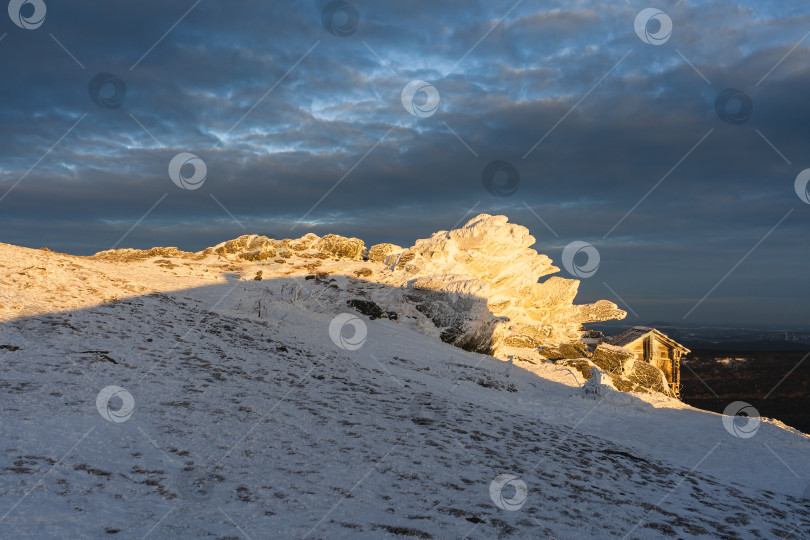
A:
371 214 626 357
93 213 626 365
202 232 366 261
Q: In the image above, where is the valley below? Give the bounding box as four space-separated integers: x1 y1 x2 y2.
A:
680 349 810 435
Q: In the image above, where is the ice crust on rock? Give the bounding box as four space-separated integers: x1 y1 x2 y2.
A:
373 214 626 356
89 213 627 374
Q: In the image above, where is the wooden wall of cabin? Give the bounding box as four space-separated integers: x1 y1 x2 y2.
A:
614 334 683 396
653 337 682 395
651 336 674 381
623 340 646 361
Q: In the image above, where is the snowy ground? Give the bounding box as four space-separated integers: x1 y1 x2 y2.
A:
1 244 809 538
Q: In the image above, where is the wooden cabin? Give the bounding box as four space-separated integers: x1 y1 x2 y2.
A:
606 326 690 397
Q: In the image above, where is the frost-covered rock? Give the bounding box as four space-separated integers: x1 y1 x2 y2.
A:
313 234 366 260
590 344 674 397
368 243 402 263
90 213 626 371
591 344 636 372
288 233 319 251
193 234 280 260
379 214 626 355
539 343 592 361
202 232 365 261
92 246 196 261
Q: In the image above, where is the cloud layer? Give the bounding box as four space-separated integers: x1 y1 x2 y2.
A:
1 0 808 326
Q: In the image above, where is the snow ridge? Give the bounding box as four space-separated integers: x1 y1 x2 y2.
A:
0 218 808 538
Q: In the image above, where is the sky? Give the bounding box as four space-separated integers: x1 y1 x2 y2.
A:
0 0 808 327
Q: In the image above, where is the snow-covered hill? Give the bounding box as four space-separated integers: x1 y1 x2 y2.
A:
0 226 809 539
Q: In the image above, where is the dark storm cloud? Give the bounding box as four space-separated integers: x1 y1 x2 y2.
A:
0 0 808 325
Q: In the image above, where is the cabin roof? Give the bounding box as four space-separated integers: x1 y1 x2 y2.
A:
607 326 690 353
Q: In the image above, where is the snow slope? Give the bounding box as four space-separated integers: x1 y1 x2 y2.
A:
0 243 809 539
